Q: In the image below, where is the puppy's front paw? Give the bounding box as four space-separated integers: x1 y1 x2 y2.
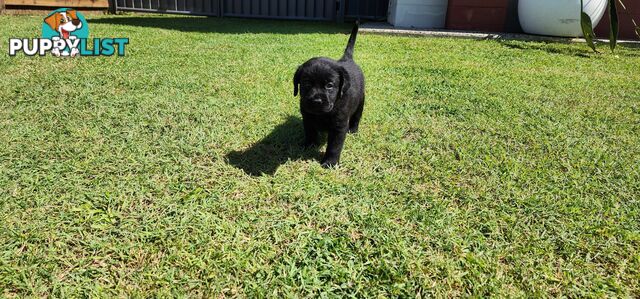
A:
320 158 339 168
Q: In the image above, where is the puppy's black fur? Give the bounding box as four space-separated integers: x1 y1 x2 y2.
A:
293 22 365 168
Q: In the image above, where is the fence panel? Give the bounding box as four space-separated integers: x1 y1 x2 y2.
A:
223 0 335 21
115 0 387 22
116 0 220 16
345 0 389 20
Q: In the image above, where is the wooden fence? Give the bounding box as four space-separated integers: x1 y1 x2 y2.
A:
3 0 107 8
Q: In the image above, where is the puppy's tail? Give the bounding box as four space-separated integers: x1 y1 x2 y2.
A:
341 21 359 61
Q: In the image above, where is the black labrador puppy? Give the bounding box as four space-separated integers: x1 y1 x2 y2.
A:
293 22 365 168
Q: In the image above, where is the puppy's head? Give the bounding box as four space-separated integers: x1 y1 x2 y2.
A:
294 58 350 115
44 10 82 38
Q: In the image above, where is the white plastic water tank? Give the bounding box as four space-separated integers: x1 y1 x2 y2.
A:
388 0 449 29
519 0 607 37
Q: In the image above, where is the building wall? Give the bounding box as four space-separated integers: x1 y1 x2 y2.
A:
594 1 639 40
446 0 638 40
446 0 513 32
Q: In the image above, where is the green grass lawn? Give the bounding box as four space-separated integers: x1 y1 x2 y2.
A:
1 13 639 297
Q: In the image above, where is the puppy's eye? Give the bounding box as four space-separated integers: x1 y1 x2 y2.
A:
325 83 334 89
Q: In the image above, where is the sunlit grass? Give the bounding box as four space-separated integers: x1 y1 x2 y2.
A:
0 13 639 297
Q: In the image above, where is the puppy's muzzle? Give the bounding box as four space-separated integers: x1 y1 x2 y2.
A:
303 98 333 114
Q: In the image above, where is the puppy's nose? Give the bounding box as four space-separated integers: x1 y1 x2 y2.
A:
72 19 81 26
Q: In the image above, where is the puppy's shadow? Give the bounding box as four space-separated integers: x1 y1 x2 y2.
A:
225 116 322 176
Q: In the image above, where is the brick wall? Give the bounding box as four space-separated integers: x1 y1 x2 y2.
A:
445 0 510 32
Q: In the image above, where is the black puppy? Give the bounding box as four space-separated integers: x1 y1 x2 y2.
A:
293 22 365 168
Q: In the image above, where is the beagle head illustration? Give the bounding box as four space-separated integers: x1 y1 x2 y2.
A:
44 9 83 39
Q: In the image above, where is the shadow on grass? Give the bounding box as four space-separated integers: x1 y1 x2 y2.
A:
500 39 640 57
89 16 348 35
500 40 593 58
618 43 640 56
225 116 322 176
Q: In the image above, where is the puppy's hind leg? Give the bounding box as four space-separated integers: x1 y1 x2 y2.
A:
348 99 364 134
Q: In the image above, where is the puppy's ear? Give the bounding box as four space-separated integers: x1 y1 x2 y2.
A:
337 66 351 98
293 65 302 97
67 10 78 20
44 13 61 31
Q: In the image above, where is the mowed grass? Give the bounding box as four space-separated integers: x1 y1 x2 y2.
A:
1 13 639 297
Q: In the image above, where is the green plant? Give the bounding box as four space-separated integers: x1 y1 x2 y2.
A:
581 0 640 52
